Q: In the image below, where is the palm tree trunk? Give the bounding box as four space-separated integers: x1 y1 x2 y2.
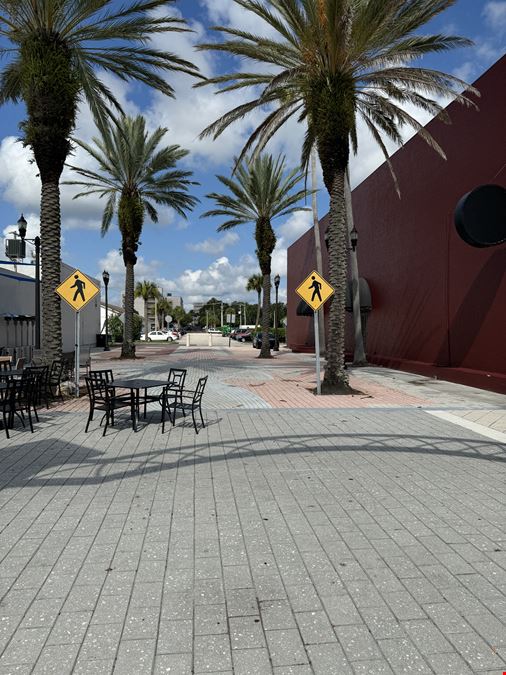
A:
122 261 135 358
40 179 63 362
255 290 261 330
144 300 149 340
259 273 272 358
322 168 350 392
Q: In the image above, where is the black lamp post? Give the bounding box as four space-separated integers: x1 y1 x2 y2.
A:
102 270 110 351
18 214 41 350
273 273 280 351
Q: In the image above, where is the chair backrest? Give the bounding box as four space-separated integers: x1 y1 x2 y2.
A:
85 371 112 402
1 378 20 406
25 365 49 386
19 371 42 404
50 360 64 381
14 357 25 370
193 376 208 403
89 369 114 382
168 368 187 390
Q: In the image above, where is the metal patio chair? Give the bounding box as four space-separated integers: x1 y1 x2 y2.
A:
161 375 207 434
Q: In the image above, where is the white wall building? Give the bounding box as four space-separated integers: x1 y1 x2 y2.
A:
0 261 100 354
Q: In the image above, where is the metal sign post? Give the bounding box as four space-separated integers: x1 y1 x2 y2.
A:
75 311 80 398
313 310 321 395
55 268 100 399
295 270 334 396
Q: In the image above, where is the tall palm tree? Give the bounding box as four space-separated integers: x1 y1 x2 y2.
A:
66 115 198 358
0 0 199 362
246 274 263 331
196 0 477 391
135 281 160 338
203 154 308 358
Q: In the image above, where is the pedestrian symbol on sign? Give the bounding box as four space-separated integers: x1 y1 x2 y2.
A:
70 275 86 303
309 275 322 303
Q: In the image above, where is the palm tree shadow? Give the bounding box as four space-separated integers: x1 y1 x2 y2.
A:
2 424 504 491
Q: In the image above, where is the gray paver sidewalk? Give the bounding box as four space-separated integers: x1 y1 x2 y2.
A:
0 353 505 674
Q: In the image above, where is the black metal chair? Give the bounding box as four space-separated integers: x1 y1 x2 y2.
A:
1 372 40 438
25 365 50 409
85 370 132 436
47 360 65 401
157 368 187 422
161 375 207 434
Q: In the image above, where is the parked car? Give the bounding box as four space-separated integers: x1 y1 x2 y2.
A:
140 330 177 342
252 332 275 349
235 330 252 342
162 329 180 340
207 327 222 334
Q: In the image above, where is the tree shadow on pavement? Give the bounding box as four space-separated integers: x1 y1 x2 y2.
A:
1 424 505 491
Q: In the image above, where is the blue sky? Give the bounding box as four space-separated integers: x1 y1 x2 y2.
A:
1 0 505 307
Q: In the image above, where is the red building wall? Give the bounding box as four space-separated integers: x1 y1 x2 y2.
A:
287 56 506 393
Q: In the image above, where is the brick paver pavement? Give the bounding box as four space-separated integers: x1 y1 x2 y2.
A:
0 344 505 674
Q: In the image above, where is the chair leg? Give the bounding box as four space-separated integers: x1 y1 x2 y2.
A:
33 404 39 422
199 404 205 429
2 410 9 439
191 407 198 433
27 406 34 433
85 403 93 433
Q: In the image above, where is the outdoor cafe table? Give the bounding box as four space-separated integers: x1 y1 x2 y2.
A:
107 378 168 431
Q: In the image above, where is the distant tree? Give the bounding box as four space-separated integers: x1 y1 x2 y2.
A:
66 115 198 358
203 154 308 358
246 274 263 331
157 297 173 328
135 281 160 338
107 316 123 343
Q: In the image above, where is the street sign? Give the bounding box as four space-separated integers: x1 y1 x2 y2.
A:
55 269 100 311
295 270 334 312
165 315 173 325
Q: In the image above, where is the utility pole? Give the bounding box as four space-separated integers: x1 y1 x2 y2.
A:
311 149 325 355
221 302 224 327
345 170 367 365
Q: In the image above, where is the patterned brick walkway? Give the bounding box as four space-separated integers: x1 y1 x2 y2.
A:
0 344 505 674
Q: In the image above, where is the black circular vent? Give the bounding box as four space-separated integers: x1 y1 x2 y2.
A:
455 184 506 247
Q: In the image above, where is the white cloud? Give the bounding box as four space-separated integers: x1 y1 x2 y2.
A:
97 249 163 304
153 254 259 307
277 210 313 245
187 231 239 254
483 1 506 32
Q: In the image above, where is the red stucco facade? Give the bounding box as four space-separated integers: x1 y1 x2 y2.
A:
287 56 506 393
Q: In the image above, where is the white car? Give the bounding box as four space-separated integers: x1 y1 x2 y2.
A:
207 328 222 334
141 330 177 342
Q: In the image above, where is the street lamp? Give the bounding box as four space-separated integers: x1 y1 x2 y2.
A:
102 270 110 351
273 274 280 352
18 214 41 350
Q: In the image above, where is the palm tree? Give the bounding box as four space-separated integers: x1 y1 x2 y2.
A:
196 0 477 391
0 0 199 362
135 281 160 338
202 154 308 358
65 115 198 358
157 297 173 329
246 274 263 331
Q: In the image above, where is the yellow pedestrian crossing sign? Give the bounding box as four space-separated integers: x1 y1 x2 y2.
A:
296 270 334 312
55 269 100 312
